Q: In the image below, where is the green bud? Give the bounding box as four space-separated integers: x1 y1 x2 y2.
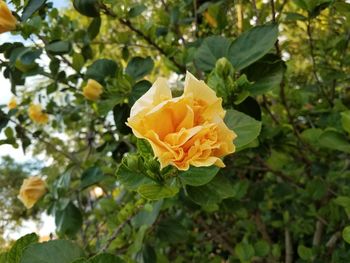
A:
215 57 234 78
126 154 139 170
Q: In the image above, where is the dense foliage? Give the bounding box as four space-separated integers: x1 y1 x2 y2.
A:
1 0 350 262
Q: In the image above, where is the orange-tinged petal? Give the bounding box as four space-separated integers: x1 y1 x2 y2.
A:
0 1 17 34
127 72 236 171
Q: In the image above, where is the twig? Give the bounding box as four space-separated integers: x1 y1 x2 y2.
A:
101 205 143 251
7 118 79 164
262 95 279 124
306 19 333 106
326 231 341 256
251 0 259 24
312 220 324 246
197 216 235 255
100 4 186 73
256 155 304 189
236 0 243 33
254 212 272 244
285 228 293 263
119 19 186 72
193 0 198 37
270 0 281 56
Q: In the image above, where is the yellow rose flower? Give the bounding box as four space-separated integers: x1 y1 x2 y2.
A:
0 1 17 34
18 176 47 209
127 71 236 171
8 97 17 109
28 104 49 124
83 79 103 101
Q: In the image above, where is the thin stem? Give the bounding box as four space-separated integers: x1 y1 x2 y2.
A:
312 220 324 246
8 118 79 164
285 228 293 263
306 19 333 106
101 205 143 252
100 4 186 73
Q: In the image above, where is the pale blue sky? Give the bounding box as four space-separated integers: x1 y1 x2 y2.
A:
52 0 69 8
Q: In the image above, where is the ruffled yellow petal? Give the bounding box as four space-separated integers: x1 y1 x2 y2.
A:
127 71 236 171
183 71 225 119
130 77 172 117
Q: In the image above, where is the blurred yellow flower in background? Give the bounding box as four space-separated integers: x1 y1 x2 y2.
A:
203 11 218 28
83 79 103 101
28 104 49 124
8 97 17 109
18 176 47 209
0 1 17 33
127 72 236 171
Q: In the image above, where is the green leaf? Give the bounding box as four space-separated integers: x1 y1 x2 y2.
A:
341 111 350 134
137 184 179 200
194 36 231 72
156 219 188 244
15 48 41 73
97 97 124 116
244 54 285 95
254 240 270 257
73 0 100 17
113 104 131 135
179 166 219 186
319 130 350 153
186 175 237 206
137 139 153 157
234 242 255 262
228 24 279 70
72 53 85 72
225 109 262 150
0 253 8 263
20 240 84 263
284 12 307 21
132 200 163 228
21 0 46 21
87 253 125 263
55 202 83 237
126 57 154 80
129 225 148 254
80 166 105 189
117 154 153 190
342 226 350 244
128 4 147 18
46 41 71 55
88 17 101 40
129 80 152 106
300 128 323 145
8 233 39 263
333 196 350 208
306 179 327 200
297 245 313 260
0 109 9 133
85 59 118 83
